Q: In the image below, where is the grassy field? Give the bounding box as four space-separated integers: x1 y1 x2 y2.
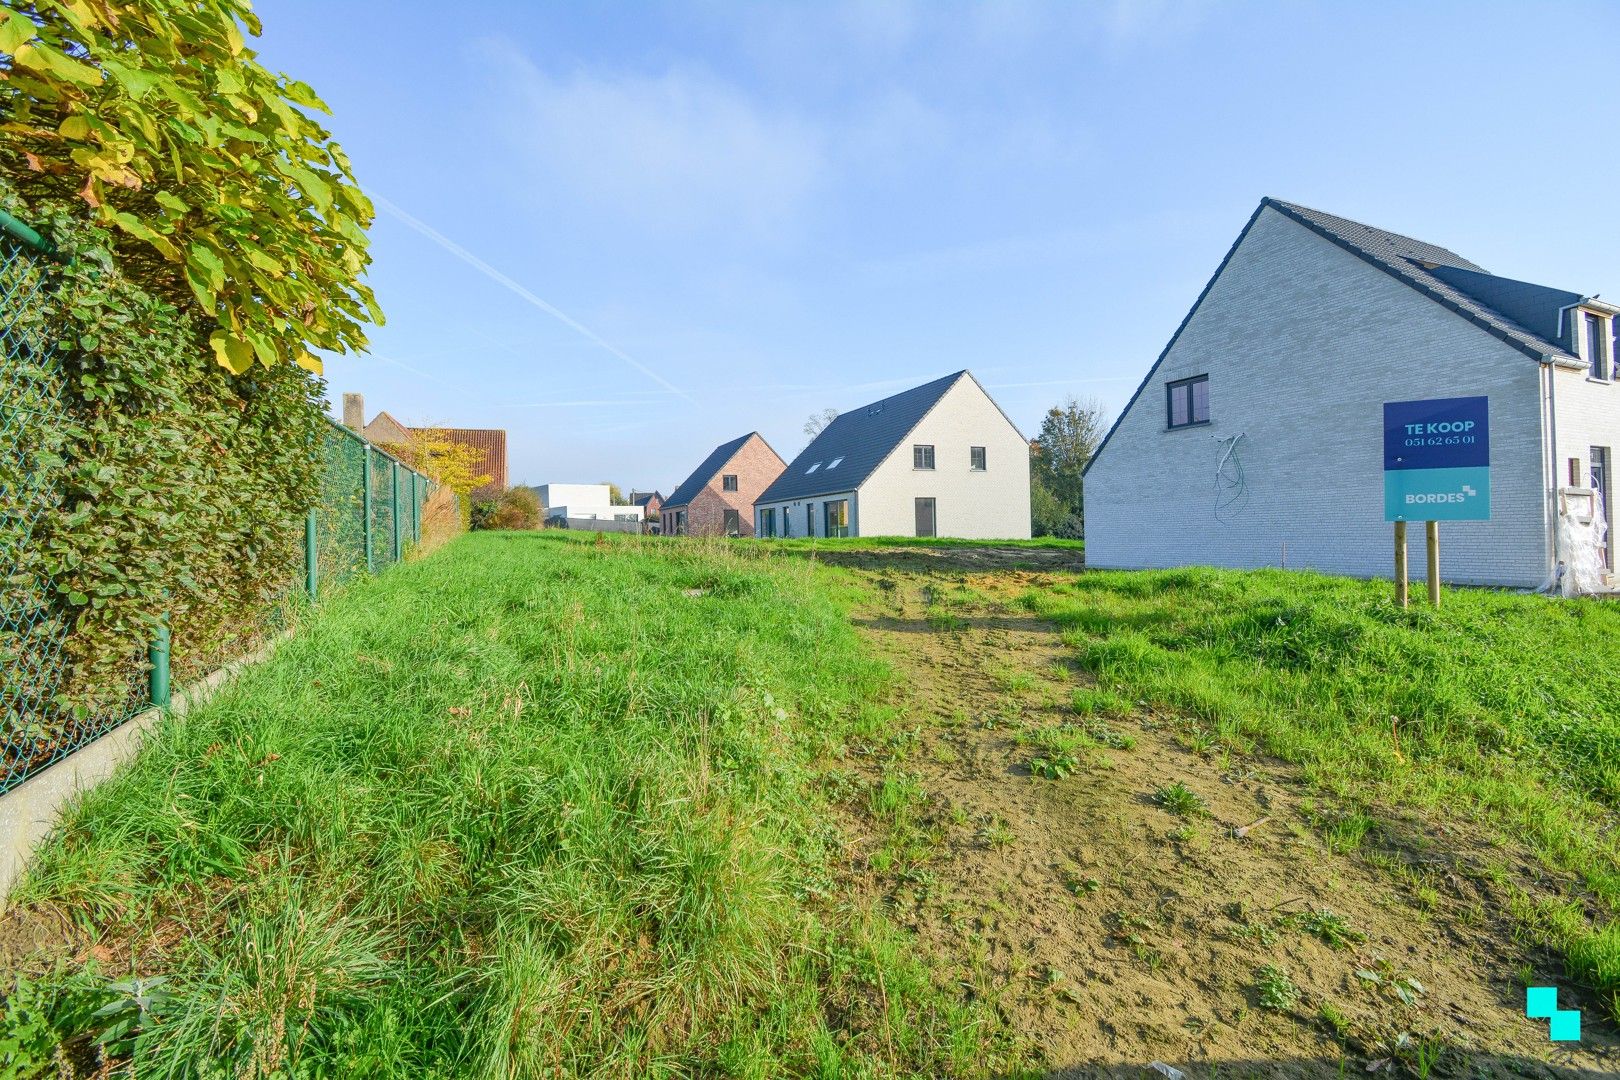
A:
2 532 1029 1077
754 535 1083 552
1023 567 1620 1015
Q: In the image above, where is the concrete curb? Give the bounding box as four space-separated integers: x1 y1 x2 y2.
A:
0 632 289 905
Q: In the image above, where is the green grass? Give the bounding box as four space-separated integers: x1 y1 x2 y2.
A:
752 535 1083 552
6 532 1030 1077
1023 566 1620 1013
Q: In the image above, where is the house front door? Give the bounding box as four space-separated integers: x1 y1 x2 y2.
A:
914 497 936 538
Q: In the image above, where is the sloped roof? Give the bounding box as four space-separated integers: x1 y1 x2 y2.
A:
630 490 662 507
1425 266 1582 347
758 371 968 504
1264 199 1576 363
664 432 759 509
1086 198 1587 477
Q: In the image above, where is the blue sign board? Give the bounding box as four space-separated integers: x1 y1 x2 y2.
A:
1384 396 1490 522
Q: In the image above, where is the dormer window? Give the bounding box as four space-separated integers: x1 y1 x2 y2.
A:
1586 311 1611 380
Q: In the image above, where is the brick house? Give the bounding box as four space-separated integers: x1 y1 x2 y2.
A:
661 433 785 537
1084 198 1619 588
342 392 508 499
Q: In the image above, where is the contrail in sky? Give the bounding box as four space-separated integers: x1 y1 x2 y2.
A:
374 196 693 403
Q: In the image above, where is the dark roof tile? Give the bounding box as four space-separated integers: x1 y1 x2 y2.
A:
758 371 967 504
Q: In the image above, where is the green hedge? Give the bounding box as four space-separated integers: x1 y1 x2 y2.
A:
2 181 325 721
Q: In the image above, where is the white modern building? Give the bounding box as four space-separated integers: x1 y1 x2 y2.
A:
537 483 643 526
1084 198 1618 589
754 370 1031 539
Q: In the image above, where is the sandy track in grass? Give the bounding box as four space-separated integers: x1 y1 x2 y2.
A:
827 559 1620 1078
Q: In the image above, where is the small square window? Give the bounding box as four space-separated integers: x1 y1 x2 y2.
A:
722 474 738 491
969 446 986 471
1166 375 1210 429
913 444 935 470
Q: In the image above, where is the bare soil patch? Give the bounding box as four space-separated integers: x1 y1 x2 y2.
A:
828 560 1620 1078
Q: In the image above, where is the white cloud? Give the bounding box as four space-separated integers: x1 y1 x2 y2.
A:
1101 0 1212 47
484 42 827 241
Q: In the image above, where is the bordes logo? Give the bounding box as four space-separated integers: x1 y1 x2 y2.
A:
1406 483 1479 505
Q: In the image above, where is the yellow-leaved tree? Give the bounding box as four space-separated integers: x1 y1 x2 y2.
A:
0 0 379 372
385 429 491 498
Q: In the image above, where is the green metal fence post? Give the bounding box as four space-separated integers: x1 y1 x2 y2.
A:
362 445 374 574
305 508 318 599
413 472 421 542
391 459 402 563
149 614 171 708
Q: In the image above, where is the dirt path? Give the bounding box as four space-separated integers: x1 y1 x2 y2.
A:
827 559 1620 1078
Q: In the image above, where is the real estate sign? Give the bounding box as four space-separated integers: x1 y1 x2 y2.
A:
1383 396 1490 522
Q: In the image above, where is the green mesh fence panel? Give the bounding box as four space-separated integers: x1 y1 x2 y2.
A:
0 230 149 793
317 424 369 587
0 216 432 796
369 446 397 570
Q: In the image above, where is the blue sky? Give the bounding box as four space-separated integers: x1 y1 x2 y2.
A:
253 0 1619 492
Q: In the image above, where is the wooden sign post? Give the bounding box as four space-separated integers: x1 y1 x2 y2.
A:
1393 520 1408 608
1384 396 1490 610
1426 520 1441 608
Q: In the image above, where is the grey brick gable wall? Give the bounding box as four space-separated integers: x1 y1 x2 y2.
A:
1085 205 1550 587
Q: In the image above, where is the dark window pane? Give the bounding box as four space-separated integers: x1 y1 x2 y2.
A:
1587 312 1607 378
1191 378 1209 423
970 446 986 470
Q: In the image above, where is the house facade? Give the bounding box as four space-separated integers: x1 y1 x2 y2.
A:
661 433 785 537
754 370 1031 540
538 483 643 528
1084 198 1618 589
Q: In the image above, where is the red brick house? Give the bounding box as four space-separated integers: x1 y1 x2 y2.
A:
342 392 508 499
661 432 785 537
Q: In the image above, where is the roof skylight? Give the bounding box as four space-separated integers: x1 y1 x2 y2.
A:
806 462 822 474
827 456 844 468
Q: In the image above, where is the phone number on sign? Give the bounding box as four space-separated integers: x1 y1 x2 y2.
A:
1403 434 1477 448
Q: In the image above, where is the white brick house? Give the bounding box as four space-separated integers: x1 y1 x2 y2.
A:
1084 199 1617 588
755 370 1031 539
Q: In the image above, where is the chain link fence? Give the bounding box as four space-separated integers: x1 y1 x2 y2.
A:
0 213 432 797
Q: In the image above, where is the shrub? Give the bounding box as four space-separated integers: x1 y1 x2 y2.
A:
481 487 541 531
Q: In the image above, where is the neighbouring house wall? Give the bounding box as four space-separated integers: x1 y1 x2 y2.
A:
1549 350 1620 565
547 503 642 523
1084 206 1549 587
856 377 1032 539
755 489 859 538
539 484 612 510
363 412 412 447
